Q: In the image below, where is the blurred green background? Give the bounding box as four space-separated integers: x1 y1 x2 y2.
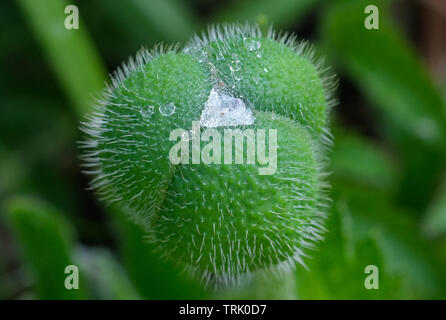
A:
1 0 446 299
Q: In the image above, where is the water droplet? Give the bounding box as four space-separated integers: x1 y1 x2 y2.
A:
209 62 218 78
197 49 208 63
264 67 270 73
216 51 224 61
140 105 154 118
244 39 261 52
234 73 243 81
256 50 262 58
230 59 241 73
159 102 176 116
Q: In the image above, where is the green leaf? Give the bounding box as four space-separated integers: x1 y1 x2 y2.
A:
423 176 446 238
296 185 446 299
214 271 298 299
6 196 88 299
88 0 199 52
330 127 398 194
0 145 28 195
129 0 198 41
16 0 106 117
110 207 206 299
214 0 322 30
321 0 446 210
75 246 140 300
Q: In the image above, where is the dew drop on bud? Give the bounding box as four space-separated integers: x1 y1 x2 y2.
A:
159 102 176 116
230 59 241 73
244 38 261 52
234 73 243 81
216 51 225 61
140 105 155 118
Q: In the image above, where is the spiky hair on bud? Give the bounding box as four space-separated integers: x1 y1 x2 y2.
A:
80 23 336 288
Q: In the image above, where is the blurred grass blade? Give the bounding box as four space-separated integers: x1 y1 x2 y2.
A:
331 127 399 194
75 246 140 300
129 0 198 41
296 185 446 299
215 271 298 299
6 196 88 299
91 0 198 53
0 144 28 196
110 207 206 299
321 0 446 210
16 0 106 117
214 0 322 30
423 176 446 237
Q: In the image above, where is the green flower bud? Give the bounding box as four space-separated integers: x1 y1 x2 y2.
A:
81 24 335 287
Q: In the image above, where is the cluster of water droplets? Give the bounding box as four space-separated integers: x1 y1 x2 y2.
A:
244 38 262 57
229 53 242 81
176 37 274 129
227 38 262 82
245 38 263 59
250 40 270 72
242 37 272 84
138 37 272 128
140 102 176 119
